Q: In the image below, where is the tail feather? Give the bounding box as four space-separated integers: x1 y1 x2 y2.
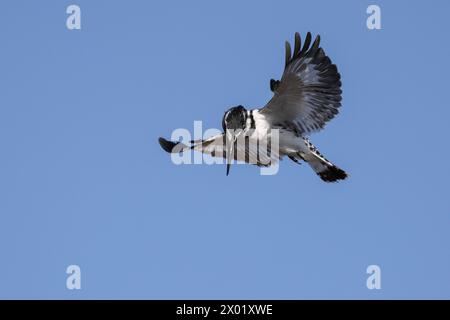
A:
316 164 348 182
306 152 348 182
290 140 348 182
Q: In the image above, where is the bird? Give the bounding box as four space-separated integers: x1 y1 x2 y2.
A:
159 32 348 182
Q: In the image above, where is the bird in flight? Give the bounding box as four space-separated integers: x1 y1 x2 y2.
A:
159 32 348 182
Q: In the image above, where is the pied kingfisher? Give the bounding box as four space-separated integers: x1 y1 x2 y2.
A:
159 32 348 182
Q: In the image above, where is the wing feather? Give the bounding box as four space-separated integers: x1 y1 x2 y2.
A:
159 134 279 167
261 32 342 134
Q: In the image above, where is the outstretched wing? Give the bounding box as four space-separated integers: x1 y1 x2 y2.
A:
260 32 342 135
158 134 278 167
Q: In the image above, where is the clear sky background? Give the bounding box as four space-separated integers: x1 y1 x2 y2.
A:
1 0 449 299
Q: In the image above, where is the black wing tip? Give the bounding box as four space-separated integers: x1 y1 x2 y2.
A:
158 137 178 153
284 41 292 67
285 32 322 65
311 34 321 48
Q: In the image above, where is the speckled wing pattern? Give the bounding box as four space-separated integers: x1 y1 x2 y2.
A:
260 32 342 135
158 135 278 167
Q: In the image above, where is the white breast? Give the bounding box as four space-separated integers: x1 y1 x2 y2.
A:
251 109 271 133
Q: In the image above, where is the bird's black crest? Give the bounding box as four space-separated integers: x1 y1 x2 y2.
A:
222 105 247 131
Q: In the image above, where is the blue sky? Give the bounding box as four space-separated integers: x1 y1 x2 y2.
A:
0 0 449 299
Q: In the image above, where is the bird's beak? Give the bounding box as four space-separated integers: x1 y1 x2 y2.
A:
225 131 237 176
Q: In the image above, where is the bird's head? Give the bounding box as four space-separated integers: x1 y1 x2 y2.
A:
222 105 247 132
222 105 248 176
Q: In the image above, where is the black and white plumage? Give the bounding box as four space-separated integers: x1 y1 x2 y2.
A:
159 32 348 182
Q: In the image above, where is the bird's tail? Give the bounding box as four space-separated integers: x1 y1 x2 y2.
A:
292 142 348 182
305 151 347 182
312 161 347 182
